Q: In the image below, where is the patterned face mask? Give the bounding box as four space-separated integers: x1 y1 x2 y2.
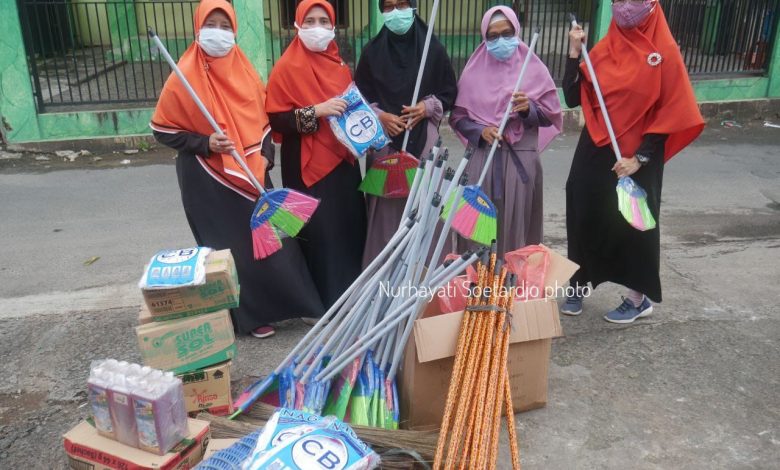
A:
612 0 656 29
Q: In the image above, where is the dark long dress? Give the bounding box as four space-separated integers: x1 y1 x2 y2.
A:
153 131 325 333
562 57 667 302
267 111 367 309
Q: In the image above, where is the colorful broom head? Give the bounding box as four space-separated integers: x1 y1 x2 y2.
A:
443 185 498 246
616 177 656 231
250 188 320 259
359 151 419 198
322 356 362 420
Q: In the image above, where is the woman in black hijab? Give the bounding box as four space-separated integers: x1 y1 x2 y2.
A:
355 0 457 265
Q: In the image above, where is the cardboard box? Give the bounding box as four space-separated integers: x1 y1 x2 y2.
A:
203 439 238 460
399 245 578 431
142 250 240 322
137 310 237 374
178 361 234 416
64 418 210 470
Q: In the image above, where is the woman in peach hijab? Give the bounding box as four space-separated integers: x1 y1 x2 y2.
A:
152 0 324 338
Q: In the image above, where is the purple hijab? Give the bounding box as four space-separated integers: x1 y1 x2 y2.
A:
453 6 562 151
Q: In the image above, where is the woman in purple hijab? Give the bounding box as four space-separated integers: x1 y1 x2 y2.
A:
449 6 562 256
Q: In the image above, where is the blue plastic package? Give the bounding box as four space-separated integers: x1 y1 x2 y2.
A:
328 83 389 158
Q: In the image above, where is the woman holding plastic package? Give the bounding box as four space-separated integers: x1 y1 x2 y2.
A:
560 1 704 323
355 0 457 266
449 6 562 257
151 0 325 338
265 0 366 313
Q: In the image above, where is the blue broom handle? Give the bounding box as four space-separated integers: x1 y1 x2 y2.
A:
401 0 441 152
570 19 623 162
148 29 266 195
477 31 540 187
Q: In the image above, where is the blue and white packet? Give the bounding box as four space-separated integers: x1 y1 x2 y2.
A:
245 408 380 470
328 83 389 159
138 247 211 289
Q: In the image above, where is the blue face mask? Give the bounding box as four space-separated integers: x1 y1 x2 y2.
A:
383 8 415 35
486 36 519 61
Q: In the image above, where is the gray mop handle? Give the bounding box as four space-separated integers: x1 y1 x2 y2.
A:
267 220 414 376
401 0 442 152
296 228 416 382
477 31 540 187
401 139 441 223
569 17 623 162
316 253 477 382
148 29 266 195
294 223 420 370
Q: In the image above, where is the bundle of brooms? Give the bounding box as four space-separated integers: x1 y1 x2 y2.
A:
433 243 521 470
199 401 438 469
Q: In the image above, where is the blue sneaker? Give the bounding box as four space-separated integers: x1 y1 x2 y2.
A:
560 293 583 316
604 297 653 324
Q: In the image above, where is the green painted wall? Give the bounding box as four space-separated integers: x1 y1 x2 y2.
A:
2 0 779 144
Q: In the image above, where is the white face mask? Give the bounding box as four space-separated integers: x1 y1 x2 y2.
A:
198 27 235 57
296 23 336 52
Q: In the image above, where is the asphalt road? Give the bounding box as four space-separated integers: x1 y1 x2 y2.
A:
0 122 778 468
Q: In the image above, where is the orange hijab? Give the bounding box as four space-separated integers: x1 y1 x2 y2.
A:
581 5 704 162
151 0 269 196
265 0 353 188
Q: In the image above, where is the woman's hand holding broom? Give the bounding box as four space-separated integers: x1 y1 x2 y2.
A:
401 101 427 129
569 23 586 58
481 126 501 146
612 156 641 178
209 132 235 153
511 91 530 114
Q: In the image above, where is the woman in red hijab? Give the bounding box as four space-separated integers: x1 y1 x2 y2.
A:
151 0 324 338
561 1 704 323
265 0 366 312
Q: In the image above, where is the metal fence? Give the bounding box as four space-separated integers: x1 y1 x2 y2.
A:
264 0 597 84
17 0 197 112
663 0 779 77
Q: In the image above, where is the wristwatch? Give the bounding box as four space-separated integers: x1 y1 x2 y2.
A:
635 153 650 166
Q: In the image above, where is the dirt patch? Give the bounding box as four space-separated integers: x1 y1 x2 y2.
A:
0 146 177 174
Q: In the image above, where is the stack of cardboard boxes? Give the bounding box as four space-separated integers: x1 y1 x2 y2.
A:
136 249 240 417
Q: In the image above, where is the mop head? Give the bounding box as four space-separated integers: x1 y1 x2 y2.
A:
443 185 498 246
359 151 419 198
250 188 320 259
616 177 656 231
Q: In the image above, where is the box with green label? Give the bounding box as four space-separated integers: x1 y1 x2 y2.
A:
141 249 240 322
136 310 236 374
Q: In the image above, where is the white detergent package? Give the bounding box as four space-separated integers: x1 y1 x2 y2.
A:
138 247 212 289
328 83 389 159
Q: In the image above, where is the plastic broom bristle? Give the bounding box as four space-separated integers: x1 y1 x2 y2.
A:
616 178 656 231
451 202 480 238
251 222 283 259
359 168 388 196
384 165 413 198
269 208 306 237
405 168 417 188
471 212 498 246
279 189 320 222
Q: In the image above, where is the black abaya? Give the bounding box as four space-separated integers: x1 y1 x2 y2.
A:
153 130 325 333
562 58 667 302
267 111 367 309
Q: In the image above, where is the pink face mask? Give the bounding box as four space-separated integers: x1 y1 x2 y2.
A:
612 0 656 29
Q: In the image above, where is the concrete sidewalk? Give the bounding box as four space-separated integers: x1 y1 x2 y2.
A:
0 122 778 468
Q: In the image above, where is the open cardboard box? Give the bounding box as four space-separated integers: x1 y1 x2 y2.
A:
64 418 210 470
399 245 578 431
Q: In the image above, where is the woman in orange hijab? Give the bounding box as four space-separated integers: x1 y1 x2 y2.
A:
561 1 704 323
151 0 324 338
266 0 366 312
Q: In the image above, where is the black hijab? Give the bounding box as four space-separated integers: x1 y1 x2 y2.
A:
355 1 457 157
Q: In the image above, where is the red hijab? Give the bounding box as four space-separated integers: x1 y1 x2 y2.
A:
151 0 270 197
581 5 704 162
265 0 353 188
